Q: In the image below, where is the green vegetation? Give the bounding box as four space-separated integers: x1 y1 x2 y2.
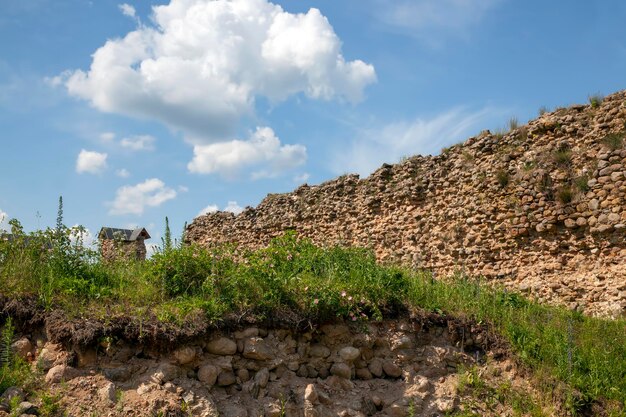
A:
552 148 572 167
0 225 625 415
496 169 510 188
456 365 545 416
573 175 590 193
508 117 519 131
601 131 625 151
588 94 604 108
557 186 574 204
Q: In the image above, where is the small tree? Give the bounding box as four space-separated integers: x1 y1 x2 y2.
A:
163 216 172 252
56 196 63 235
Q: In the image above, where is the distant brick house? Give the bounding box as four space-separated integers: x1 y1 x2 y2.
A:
98 227 151 261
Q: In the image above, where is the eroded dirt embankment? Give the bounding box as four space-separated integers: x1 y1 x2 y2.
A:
0 296 570 417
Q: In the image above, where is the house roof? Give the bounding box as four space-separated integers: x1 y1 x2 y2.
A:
98 227 151 241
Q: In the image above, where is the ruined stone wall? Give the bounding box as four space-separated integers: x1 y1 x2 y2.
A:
187 91 626 317
100 239 147 262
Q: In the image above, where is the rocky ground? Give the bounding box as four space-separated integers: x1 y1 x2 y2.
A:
0 315 558 417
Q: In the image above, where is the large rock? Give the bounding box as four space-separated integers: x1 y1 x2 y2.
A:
152 363 180 384
382 361 402 378
99 382 116 404
45 364 77 384
255 368 270 388
198 364 219 387
174 346 197 365
243 337 272 361
330 363 351 380
338 346 360 362
10 338 33 360
206 337 237 356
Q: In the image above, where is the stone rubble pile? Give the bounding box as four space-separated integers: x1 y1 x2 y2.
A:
187 90 626 317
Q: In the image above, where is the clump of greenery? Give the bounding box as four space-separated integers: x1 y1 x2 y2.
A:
522 160 536 172
573 175 590 193
557 186 574 204
508 117 519 131
552 148 572 167
601 132 625 151
538 106 549 116
496 170 510 188
588 94 604 108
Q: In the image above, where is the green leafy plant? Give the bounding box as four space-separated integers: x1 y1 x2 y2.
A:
496 170 510 188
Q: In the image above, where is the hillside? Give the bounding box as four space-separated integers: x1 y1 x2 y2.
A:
187 90 626 318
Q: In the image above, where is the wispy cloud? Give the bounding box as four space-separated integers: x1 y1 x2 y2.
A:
371 0 502 44
331 106 498 177
115 168 130 178
120 134 156 151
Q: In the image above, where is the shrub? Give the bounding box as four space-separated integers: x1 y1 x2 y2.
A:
557 186 574 204
588 94 603 108
574 175 590 192
553 149 572 167
508 117 519 131
496 170 510 187
538 106 549 116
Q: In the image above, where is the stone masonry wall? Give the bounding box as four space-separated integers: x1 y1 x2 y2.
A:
100 239 147 262
187 91 626 317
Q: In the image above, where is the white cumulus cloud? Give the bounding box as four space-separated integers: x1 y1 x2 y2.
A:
197 204 219 217
109 178 177 215
61 0 376 145
76 149 108 174
196 201 244 217
120 134 156 151
332 107 497 177
224 201 244 215
188 127 306 179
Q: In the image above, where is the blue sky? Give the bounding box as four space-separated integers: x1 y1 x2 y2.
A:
1 0 625 248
